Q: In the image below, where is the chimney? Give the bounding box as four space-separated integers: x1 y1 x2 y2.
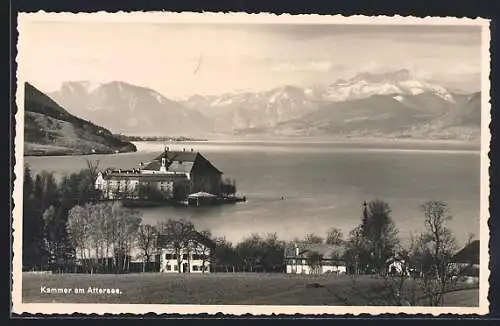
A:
295 245 299 256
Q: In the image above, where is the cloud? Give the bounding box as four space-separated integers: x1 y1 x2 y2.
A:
18 20 483 97
271 60 344 73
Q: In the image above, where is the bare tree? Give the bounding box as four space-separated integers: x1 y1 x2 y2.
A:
384 201 474 306
67 204 92 273
380 240 420 306
307 251 323 275
42 205 58 269
344 224 369 275
84 158 100 184
87 203 109 273
411 200 462 306
158 219 196 273
303 233 324 244
108 201 142 273
194 229 213 273
137 224 157 272
326 227 344 246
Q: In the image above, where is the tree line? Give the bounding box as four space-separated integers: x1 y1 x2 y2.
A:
22 160 103 272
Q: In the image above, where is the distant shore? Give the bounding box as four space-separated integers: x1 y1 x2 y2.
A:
181 134 482 150
114 135 209 142
23 142 137 157
208 135 481 144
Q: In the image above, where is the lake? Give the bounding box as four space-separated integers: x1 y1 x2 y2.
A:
23 139 482 247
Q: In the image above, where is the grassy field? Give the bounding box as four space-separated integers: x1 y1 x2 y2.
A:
22 272 479 306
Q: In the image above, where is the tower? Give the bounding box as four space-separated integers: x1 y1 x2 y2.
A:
362 200 369 234
160 145 169 173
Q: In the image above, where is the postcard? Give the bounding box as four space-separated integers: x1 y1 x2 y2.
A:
12 12 491 316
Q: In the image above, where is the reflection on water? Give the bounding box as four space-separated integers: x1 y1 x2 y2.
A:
24 140 481 247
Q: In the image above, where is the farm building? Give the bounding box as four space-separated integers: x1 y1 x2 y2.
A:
450 239 480 282
451 240 480 266
284 242 347 275
95 148 230 201
157 231 216 273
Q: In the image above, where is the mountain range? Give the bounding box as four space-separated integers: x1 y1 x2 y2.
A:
24 82 137 156
45 69 482 141
49 81 213 136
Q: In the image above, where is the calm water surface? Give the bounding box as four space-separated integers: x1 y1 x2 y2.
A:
24 140 481 247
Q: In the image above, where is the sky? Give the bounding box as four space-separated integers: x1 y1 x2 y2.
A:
18 21 483 99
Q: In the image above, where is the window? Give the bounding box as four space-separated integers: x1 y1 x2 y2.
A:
182 254 188 260
174 265 178 271
166 264 171 271
165 254 172 260
192 265 199 271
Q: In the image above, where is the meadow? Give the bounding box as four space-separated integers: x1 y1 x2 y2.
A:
22 272 479 306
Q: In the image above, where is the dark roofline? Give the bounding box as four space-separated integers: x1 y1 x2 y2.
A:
157 230 216 249
451 240 480 264
153 149 199 162
147 150 223 175
195 152 223 175
100 173 188 180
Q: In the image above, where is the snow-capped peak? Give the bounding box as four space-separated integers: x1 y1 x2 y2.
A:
149 90 165 104
81 81 104 93
351 69 412 84
323 69 455 103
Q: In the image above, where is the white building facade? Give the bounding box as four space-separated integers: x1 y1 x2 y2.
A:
284 243 347 275
159 246 211 273
157 232 216 274
285 259 347 275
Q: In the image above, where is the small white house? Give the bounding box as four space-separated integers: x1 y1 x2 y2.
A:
157 231 216 273
284 243 347 275
386 258 410 276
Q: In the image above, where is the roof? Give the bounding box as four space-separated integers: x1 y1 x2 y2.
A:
451 240 480 264
284 242 345 260
142 150 198 172
157 230 216 249
141 150 222 174
154 150 199 162
99 171 187 182
188 192 217 198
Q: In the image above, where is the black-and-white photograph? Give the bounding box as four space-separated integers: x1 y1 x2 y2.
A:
12 12 490 314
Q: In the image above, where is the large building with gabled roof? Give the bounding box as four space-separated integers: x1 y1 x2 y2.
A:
95 147 227 201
